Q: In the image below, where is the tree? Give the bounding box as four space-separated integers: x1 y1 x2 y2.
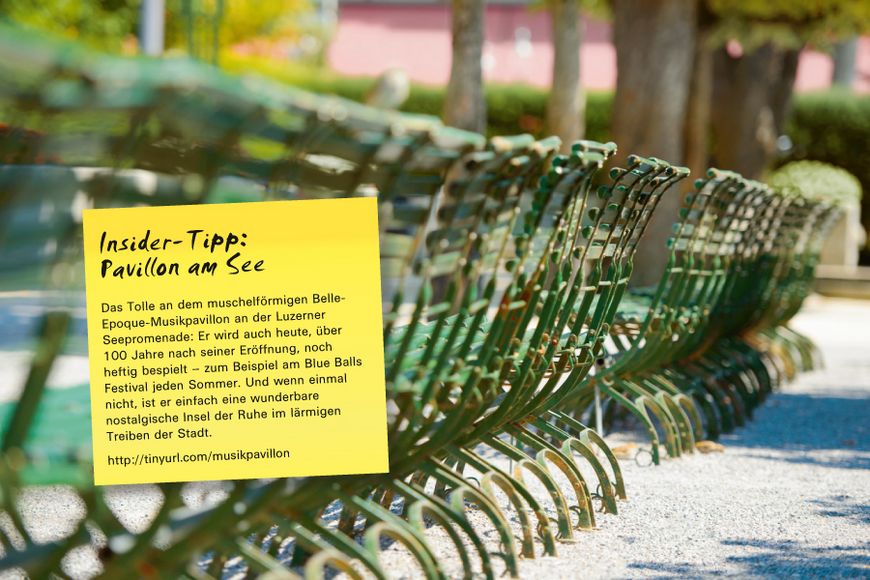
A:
832 37 858 89
710 42 798 178
611 0 697 286
168 0 313 63
705 0 870 177
444 0 487 133
0 0 139 52
682 3 716 179
546 0 584 152
612 0 869 283
2 0 314 62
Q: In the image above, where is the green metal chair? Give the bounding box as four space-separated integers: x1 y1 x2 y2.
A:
0 22 842 580
563 171 842 463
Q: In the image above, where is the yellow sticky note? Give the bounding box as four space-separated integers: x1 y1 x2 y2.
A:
82 198 389 485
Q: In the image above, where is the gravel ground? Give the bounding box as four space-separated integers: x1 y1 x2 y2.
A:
3 296 869 578
515 296 870 579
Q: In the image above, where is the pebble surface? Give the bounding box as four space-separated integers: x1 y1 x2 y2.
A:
516 296 870 578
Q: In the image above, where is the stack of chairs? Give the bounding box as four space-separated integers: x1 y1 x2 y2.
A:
0 25 839 579
556 171 841 464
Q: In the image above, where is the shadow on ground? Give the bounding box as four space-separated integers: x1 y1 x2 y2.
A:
628 538 870 578
717 391 870 471
810 495 870 526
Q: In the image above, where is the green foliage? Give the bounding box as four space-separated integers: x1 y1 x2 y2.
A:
769 160 862 206
222 54 612 141
212 0 311 46
483 85 611 141
783 90 870 214
707 0 870 50
1 0 314 58
165 0 313 59
0 0 139 51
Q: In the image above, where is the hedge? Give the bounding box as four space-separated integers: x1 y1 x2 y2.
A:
783 89 870 227
224 54 868 228
221 54 612 141
769 160 862 206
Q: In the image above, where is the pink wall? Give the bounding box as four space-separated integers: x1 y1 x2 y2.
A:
328 4 614 88
328 4 869 93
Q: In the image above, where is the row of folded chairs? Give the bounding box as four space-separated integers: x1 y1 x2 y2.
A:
0 25 840 578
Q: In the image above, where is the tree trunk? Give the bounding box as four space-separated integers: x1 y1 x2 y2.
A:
444 0 486 133
682 11 713 179
612 0 697 286
770 48 800 134
547 0 584 152
832 37 858 89
711 43 800 179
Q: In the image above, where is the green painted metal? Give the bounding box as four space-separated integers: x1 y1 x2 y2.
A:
557 170 842 463
0 23 842 579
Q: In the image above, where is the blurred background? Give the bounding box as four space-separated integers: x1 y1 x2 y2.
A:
2 0 869 285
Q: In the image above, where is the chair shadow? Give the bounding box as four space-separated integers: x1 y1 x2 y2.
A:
716 391 870 471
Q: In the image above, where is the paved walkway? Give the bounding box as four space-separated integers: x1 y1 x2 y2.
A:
519 296 870 578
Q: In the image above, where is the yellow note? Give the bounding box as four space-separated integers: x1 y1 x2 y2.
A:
82 198 388 485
